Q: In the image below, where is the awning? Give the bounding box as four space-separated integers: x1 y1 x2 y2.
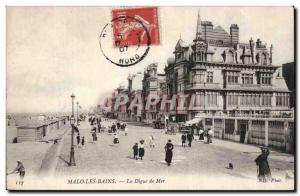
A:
184 118 202 126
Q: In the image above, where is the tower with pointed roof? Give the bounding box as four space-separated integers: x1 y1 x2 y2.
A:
192 10 207 62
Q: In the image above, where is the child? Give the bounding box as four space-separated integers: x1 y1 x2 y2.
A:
181 133 187 147
149 135 155 148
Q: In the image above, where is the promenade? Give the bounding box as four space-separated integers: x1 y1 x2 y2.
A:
54 119 294 190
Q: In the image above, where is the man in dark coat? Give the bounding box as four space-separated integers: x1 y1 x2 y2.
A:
181 134 187 147
117 121 121 129
76 133 80 145
187 132 194 147
255 146 272 182
97 123 101 133
132 143 139 160
165 139 174 166
81 136 85 148
112 123 117 133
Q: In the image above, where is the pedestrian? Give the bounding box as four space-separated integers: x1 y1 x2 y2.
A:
117 121 121 130
208 128 213 143
132 143 139 160
124 126 128 136
199 128 204 140
76 133 80 145
97 123 101 133
112 123 116 133
165 139 174 166
181 133 187 147
8 160 25 181
113 133 119 144
255 146 272 182
81 136 85 149
149 135 155 148
187 132 194 147
93 131 98 141
139 144 145 160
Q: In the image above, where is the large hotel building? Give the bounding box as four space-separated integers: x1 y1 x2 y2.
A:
164 12 291 122
103 11 293 152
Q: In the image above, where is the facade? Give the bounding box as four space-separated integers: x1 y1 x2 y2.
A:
142 63 166 123
165 11 291 122
128 72 143 122
111 84 128 120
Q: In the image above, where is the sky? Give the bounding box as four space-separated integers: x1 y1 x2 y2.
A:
6 6 294 113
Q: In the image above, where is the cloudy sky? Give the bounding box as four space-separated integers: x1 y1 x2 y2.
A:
6 6 294 113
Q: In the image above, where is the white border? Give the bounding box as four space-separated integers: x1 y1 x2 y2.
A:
1 0 298 196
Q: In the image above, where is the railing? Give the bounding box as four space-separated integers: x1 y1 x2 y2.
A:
185 83 221 89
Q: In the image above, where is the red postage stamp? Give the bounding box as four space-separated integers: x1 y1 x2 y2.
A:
112 7 160 47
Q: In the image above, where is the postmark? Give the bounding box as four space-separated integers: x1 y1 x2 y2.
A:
99 7 160 67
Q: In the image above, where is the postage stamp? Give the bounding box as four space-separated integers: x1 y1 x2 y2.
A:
112 7 160 46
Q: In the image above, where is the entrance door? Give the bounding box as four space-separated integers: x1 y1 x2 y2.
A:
240 124 247 143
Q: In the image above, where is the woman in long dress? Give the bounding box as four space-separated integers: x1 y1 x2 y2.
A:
255 146 272 182
139 144 145 160
165 139 174 166
8 160 25 181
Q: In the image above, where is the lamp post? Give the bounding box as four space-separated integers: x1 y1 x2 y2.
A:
69 93 76 166
76 102 79 126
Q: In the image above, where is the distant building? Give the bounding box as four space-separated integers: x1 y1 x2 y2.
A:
114 84 128 120
128 72 143 122
142 63 166 123
282 62 295 108
165 11 291 121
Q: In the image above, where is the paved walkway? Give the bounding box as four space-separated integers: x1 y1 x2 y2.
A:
55 119 294 180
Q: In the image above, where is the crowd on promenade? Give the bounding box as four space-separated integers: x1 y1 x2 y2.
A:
71 114 273 182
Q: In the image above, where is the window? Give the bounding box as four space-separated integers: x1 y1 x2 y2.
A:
255 94 260 105
262 94 271 106
276 93 289 106
258 73 272 85
242 73 254 84
227 72 239 84
207 72 213 83
207 92 217 106
197 52 206 61
262 53 268 65
227 93 238 106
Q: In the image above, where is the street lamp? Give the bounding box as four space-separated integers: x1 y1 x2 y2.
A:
76 102 79 126
69 93 76 166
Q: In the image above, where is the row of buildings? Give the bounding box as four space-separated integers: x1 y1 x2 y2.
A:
103 12 294 125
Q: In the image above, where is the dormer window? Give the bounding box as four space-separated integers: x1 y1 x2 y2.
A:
262 53 268 65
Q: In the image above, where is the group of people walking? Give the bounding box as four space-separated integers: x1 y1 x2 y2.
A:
132 140 145 160
181 132 194 147
131 138 174 166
